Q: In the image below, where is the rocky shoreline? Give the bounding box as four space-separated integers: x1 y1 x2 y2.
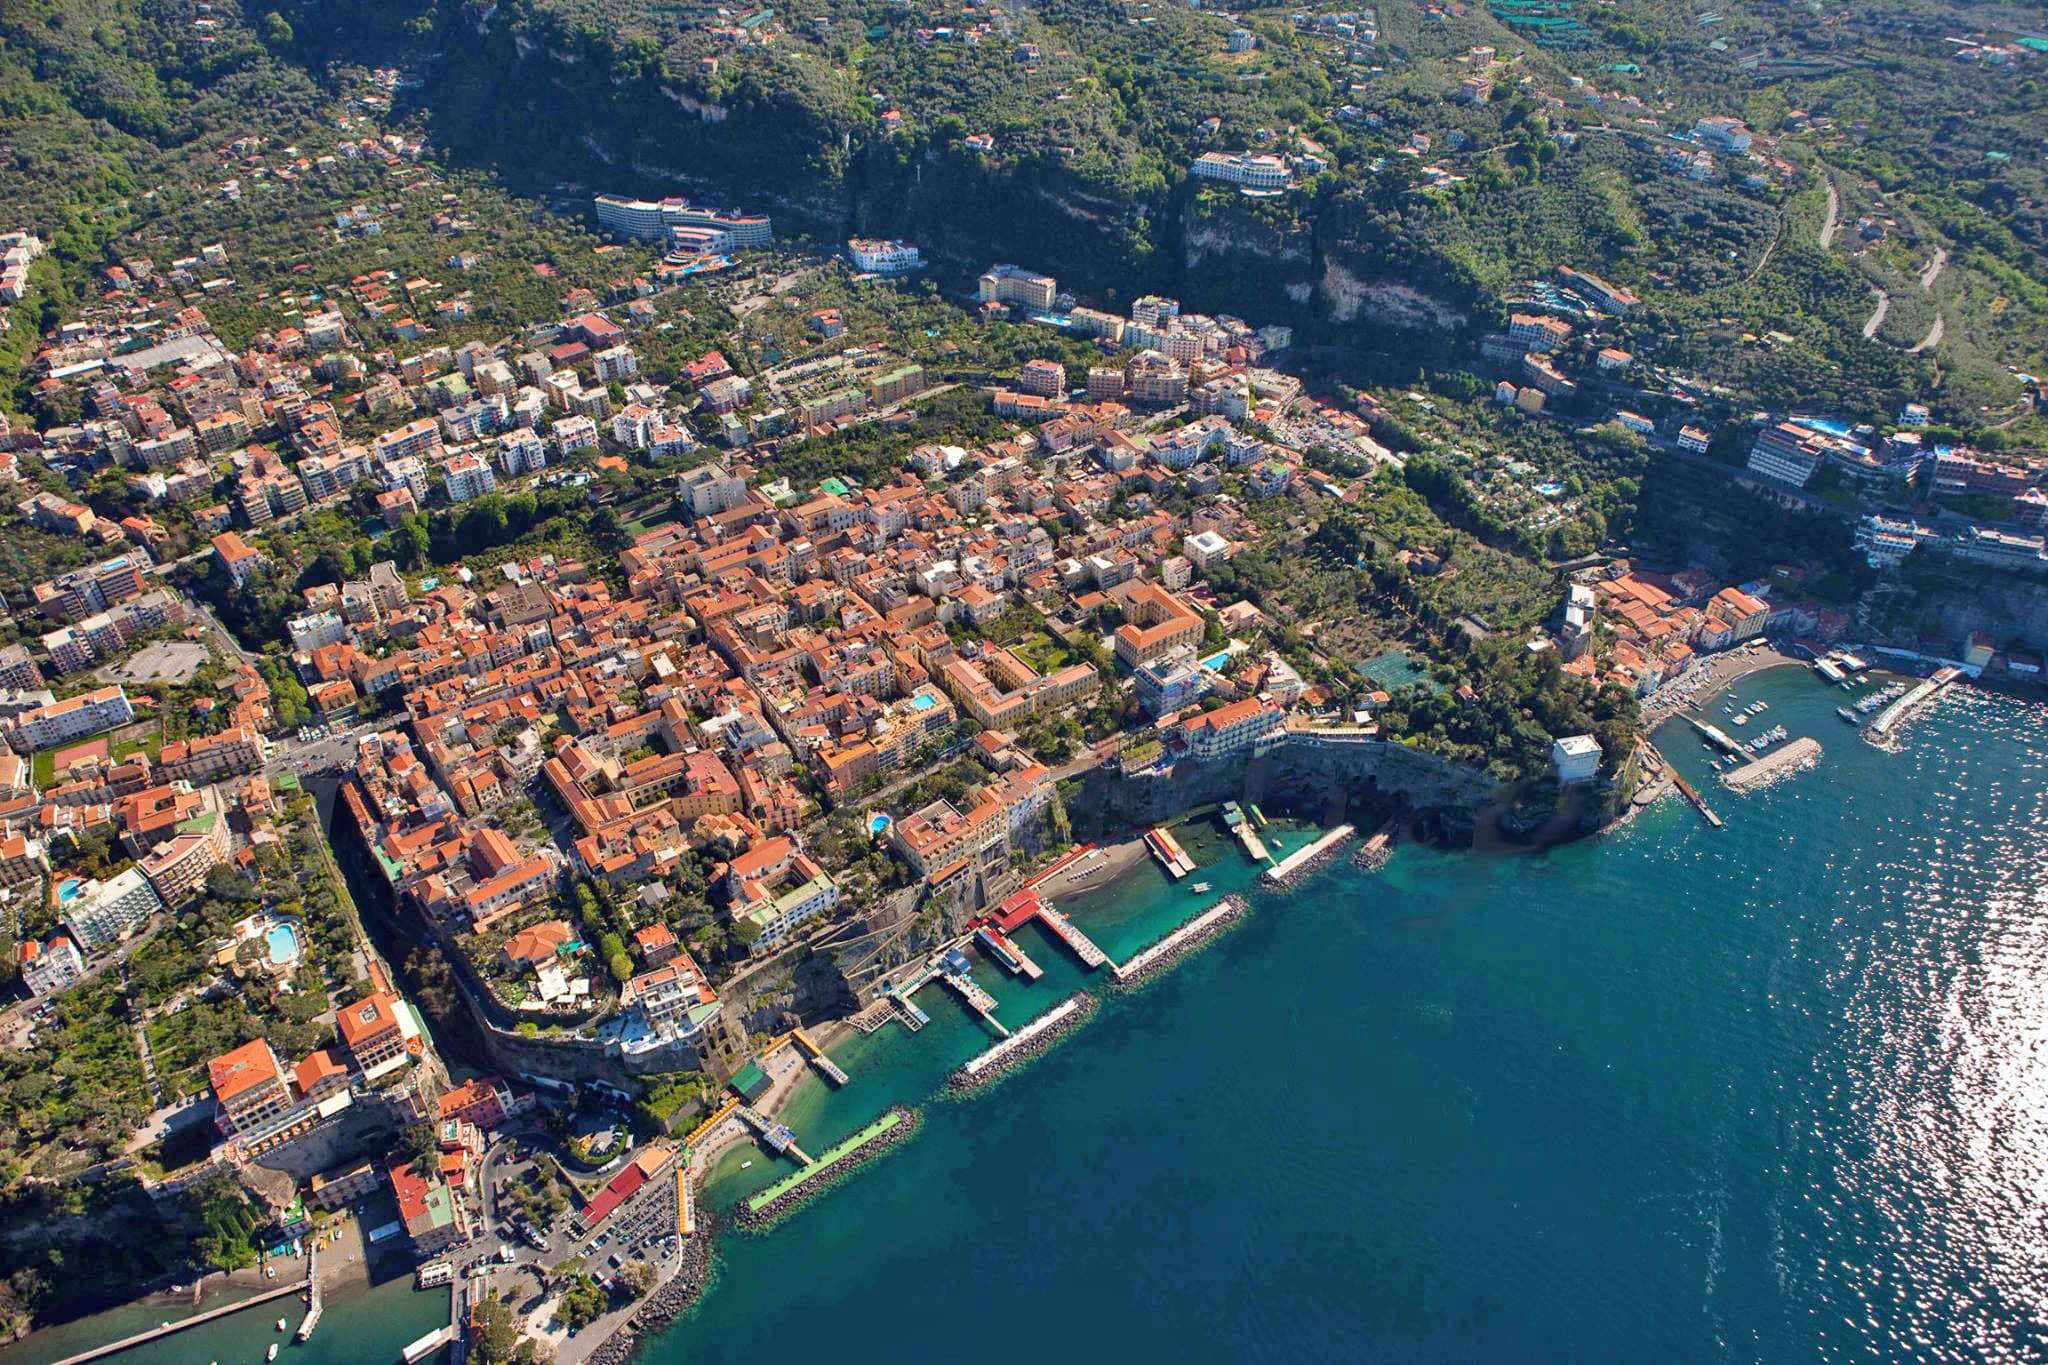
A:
731 1106 923 1234
585 1212 720 1365
1112 894 1249 991
946 992 1098 1095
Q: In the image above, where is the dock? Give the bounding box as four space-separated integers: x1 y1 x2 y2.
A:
295 1239 322 1341
937 963 1010 1037
1035 903 1110 969
886 990 930 1032
1261 824 1355 888
1220 802 1269 862
403 1325 459 1364
975 925 1044 981
1867 666 1959 742
678 1163 694 1236
792 1027 850 1085
1666 767 1724 828
736 1105 813 1164
1722 735 1821 791
51 1276 309 1365
846 998 895 1033
1145 825 1198 879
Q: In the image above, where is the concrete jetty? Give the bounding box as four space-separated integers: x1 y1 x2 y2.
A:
294 1240 322 1341
950 993 1097 1092
1113 895 1250 987
1722 735 1821 791
1261 825 1355 888
1867 666 1959 742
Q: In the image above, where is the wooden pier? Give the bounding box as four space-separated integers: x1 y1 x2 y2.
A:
1145 826 1197 879
939 967 1009 1037
1667 768 1724 829
975 925 1044 981
792 1028 850 1085
1036 904 1109 969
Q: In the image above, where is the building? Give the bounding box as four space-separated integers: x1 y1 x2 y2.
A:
1746 422 1829 488
1114 583 1205 668
137 816 231 907
442 452 498 503
1855 515 1926 569
621 951 721 1042
1551 734 1602 785
724 837 838 952
17 934 85 997
1191 151 1292 193
387 1157 465 1257
10 685 133 753
594 195 773 247
678 462 748 519
976 264 1058 311
1174 697 1282 761
335 991 422 1080
61 866 164 950
1016 358 1065 398
212 531 265 586
848 238 924 275
208 1039 303 1149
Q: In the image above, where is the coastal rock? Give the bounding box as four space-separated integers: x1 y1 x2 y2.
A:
1112 895 1250 990
584 1213 720 1365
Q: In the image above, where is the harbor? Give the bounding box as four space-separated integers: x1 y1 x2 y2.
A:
1722 736 1823 791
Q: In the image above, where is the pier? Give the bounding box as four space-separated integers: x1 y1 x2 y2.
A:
295 1239 322 1341
1145 825 1198 879
737 1104 813 1164
886 990 930 1031
1867 666 1959 742
684 1098 741 1148
792 1027 850 1085
846 998 895 1033
1666 767 1725 828
938 963 1010 1037
1261 824 1354 888
1723 736 1821 791
403 1325 459 1364
1114 897 1244 982
1035 903 1110 969
678 1163 694 1236
976 925 1044 980
1221 802 1271 862
51 1276 309 1365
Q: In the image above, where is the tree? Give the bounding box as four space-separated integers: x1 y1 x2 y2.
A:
260 11 294 45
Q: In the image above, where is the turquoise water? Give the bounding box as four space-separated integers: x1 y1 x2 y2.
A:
654 665 2048 1363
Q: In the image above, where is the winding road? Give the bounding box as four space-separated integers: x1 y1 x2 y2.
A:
1861 287 1890 340
1819 180 1842 249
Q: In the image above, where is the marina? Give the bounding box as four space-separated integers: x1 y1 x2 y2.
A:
45 1277 310 1365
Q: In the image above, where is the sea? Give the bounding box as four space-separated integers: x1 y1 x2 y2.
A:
18 663 2048 1364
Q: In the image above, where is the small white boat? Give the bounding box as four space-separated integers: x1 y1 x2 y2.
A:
1191 881 1212 892
268 1346 280 1362
275 1318 287 1331
741 1160 752 1169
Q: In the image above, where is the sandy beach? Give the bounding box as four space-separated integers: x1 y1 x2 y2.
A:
1036 837 1152 903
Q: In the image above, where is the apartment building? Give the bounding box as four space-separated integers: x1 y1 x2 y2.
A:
976 264 1058 311
17 935 85 997
212 531 265 586
62 865 164 950
335 991 423 1080
443 452 497 503
10 685 133 753
1114 583 1204 667
848 238 924 275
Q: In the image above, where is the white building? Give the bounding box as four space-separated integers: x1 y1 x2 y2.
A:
848 239 925 275
1551 734 1602 785
63 866 165 951
442 452 497 503
10 685 133 753
1191 151 1292 193
18 934 84 997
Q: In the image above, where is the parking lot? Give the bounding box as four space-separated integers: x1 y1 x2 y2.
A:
96 639 209 686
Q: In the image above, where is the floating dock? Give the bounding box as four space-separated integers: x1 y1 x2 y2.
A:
1723 735 1821 791
886 991 930 1032
792 1028 849 1085
1145 825 1198 879
846 998 895 1033
1687 716 1746 756
1867 666 1959 742
1261 824 1355 887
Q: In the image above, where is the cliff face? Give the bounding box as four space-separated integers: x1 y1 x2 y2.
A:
1066 735 1504 840
275 0 1480 338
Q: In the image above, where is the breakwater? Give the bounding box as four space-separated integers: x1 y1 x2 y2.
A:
1261 825 1356 889
732 1108 923 1233
1113 895 1250 990
1723 736 1822 792
584 1215 720 1365
948 993 1097 1094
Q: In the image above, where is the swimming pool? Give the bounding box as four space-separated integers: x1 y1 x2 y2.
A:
910 692 939 712
265 922 301 966
1200 651 1232 671
54 878 82 907
868 814 892 836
